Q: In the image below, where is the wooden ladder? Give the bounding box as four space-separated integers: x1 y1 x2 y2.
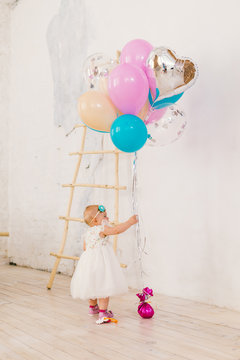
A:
47 124 127 289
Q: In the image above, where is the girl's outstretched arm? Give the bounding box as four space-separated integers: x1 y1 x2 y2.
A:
102 215 138 236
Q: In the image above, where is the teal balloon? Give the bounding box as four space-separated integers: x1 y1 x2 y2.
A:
110 114 148 153
154 92 184 109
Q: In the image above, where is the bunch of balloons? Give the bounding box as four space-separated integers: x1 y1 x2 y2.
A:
78 39 198 152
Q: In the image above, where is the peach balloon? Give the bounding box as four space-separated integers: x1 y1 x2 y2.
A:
138 100 150 121
78 90 117 132
98 77 109 96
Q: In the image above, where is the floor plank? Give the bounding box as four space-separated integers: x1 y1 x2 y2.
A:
0 265 239 360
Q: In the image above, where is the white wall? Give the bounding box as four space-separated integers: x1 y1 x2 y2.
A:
5 0 240 311
8 0 139 287
0 1 13 262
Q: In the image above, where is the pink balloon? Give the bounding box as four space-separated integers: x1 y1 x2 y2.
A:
145 107 167 125
146 66 157 98
108 63 149 115
120 39 153 72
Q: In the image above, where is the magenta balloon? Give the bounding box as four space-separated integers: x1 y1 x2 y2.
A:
120 39 153 72
108 63 149 115
145 107 167 125
138 302 154 318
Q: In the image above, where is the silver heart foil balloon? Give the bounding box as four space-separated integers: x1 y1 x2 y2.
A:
146 47 198 100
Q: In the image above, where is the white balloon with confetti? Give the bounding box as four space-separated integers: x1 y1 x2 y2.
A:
147 105 187 147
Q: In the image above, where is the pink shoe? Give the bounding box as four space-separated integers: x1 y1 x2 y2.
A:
88 304 99 316
96 310 115 325
98 310 114 319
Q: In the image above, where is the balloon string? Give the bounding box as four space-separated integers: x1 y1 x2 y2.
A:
132 152 148 281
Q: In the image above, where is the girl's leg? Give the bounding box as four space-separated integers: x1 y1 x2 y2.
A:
98 297 114 320
88 298 99 316
99 297 109 310
89 298 98 307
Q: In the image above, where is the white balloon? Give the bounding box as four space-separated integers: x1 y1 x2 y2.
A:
83 53 117 90
147 105 187 147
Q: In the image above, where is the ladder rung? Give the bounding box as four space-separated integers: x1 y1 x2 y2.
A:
59 216 84 223
50 252 127 268
74 124 86 128
62 183 127 190
59 216 118 225
69 150 121 155
50 252 79 260
0 232 9 237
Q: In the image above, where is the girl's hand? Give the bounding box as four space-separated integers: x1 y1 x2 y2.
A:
129 215 138 225
103 215 138 236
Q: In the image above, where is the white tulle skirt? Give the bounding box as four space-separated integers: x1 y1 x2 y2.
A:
70 243 128 300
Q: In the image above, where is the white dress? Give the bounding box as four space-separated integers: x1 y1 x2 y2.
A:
70 222 128 300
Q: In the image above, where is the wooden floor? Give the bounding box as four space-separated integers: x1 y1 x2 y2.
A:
0 265 239 360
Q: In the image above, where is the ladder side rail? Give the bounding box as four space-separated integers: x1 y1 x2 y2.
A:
47 126 87 289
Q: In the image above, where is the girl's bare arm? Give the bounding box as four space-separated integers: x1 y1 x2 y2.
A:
102 215 138 236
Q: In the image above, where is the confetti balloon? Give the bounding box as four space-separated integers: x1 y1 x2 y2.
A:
147 105 187 147
83 53 117 90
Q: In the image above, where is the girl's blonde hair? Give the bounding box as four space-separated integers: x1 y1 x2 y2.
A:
83 205 98 225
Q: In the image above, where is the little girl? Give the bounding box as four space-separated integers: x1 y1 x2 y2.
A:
70 204 138 324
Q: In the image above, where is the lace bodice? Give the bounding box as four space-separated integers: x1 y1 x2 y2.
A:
85 222 109 249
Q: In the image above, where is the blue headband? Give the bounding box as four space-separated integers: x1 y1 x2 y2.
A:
89 205 106 224
98 205 105 212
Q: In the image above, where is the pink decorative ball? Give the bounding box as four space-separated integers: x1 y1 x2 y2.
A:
138 302 154 319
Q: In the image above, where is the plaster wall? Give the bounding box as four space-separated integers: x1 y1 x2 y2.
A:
5 0 240 310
